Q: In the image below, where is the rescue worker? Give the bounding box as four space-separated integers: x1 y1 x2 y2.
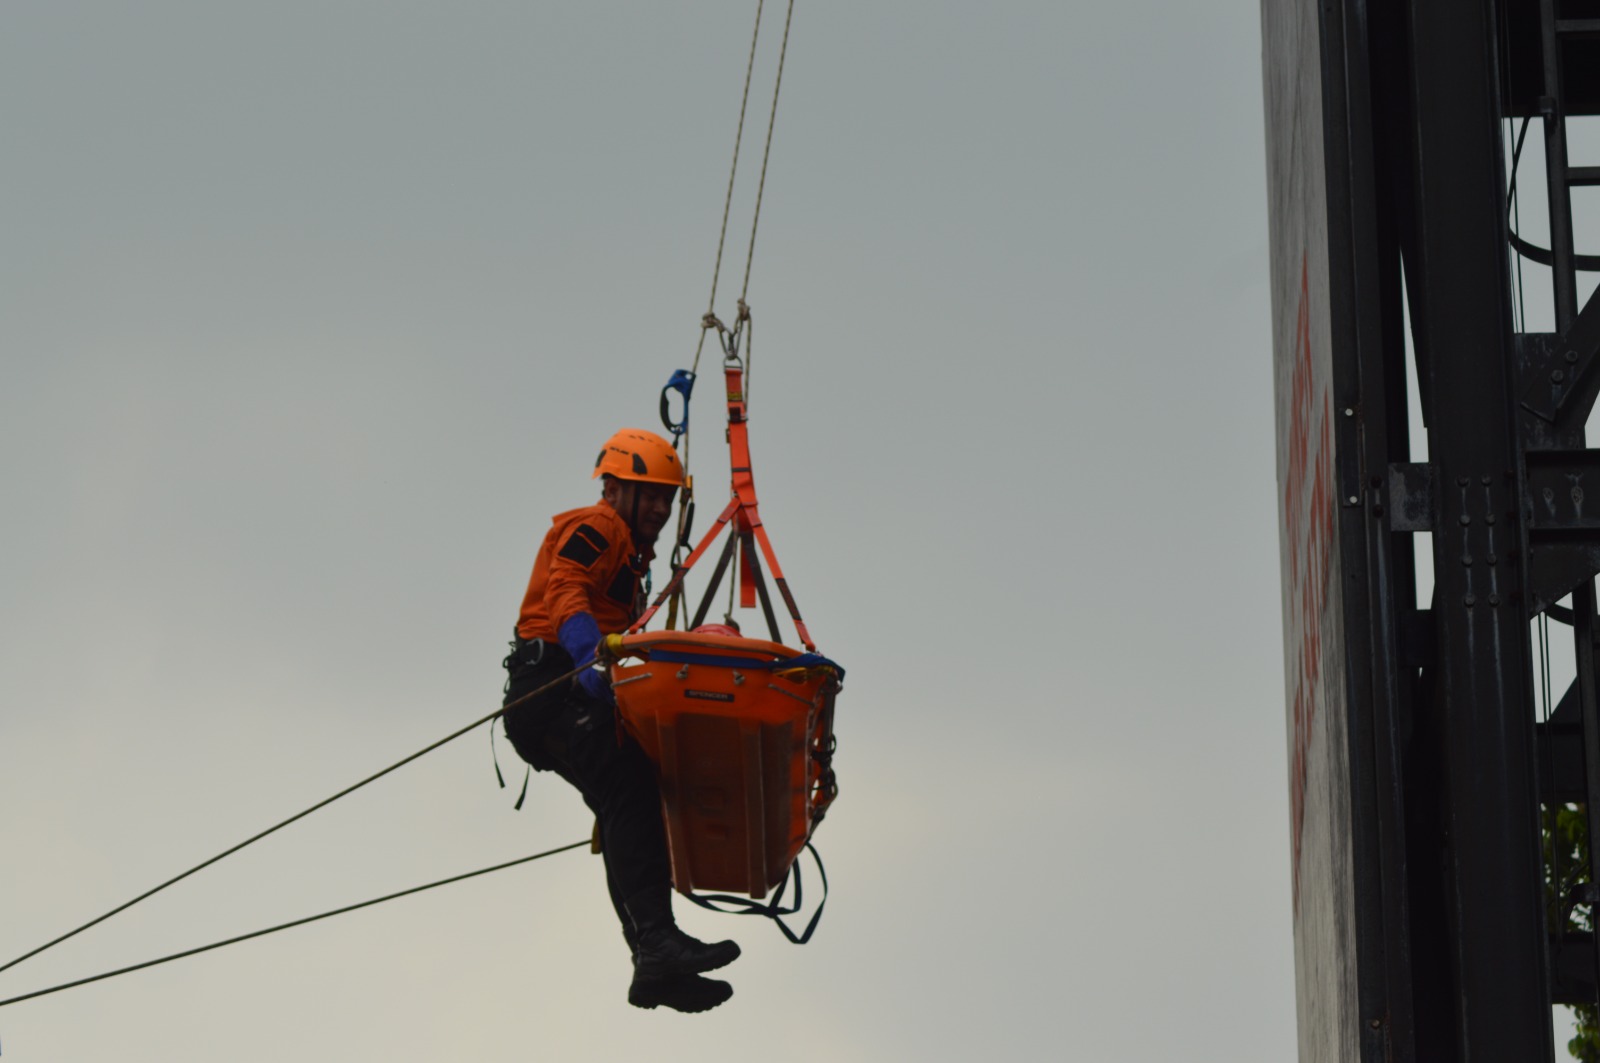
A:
501 428 740 1013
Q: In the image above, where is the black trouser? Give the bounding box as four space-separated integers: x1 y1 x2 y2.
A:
501 639 672 938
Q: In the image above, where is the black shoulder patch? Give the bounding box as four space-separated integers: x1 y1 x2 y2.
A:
557 523 609 567
605 564 637 607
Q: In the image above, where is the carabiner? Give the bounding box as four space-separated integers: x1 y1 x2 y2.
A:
659 369 696 442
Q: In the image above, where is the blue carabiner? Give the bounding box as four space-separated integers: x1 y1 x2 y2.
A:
659 369 696 442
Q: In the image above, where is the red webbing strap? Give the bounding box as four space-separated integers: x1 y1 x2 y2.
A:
628 362 815 651
725 365 759 511
724 364 756 608
723 363 815 649
630 497 740 634
739 536 758 609
726 362 758 609
752 523 814 650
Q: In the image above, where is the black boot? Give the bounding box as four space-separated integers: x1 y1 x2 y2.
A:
625 886 741 979
624 887 738 1012
627 973 734 1013
633 926 741 978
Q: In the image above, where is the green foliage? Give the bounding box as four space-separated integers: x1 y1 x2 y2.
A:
1546 804 1600 1062
1576 1005 1600 1063
1547 805 1592 933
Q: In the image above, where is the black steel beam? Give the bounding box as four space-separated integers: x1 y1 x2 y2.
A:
1500 0 1600 116
1553 934 1600 1005
1334 0 1421 1051
1526 450 1600 530
1518 287 1600 429
1540 0 1580 327
1535 0 1600 1004
1536 719 1586 803
1402 0 1554 1057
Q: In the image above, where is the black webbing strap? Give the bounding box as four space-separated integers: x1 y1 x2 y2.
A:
691 531 740 630
680 842 828 945
741 531 783 642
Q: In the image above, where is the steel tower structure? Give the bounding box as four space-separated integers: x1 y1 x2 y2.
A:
1264 0 1600 1058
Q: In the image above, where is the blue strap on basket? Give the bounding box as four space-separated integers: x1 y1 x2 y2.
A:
645 647 844 680
779 653 845 680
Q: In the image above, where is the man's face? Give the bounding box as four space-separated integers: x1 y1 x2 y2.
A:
610 480 678 546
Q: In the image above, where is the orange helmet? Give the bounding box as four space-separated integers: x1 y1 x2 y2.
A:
592 428 686 486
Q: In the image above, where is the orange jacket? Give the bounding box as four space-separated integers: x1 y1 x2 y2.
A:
515 502 653 642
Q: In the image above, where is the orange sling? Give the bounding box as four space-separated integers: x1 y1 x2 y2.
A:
604 352 842 910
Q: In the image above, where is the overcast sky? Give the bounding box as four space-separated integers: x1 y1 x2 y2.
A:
0 3 1286 1059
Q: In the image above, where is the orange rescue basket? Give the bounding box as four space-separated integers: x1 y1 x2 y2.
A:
609 631 840 899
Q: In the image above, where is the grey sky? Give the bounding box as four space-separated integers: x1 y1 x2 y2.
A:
0 3 1285 1059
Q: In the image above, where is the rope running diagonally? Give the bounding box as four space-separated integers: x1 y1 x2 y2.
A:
0 841 589 1010
690 0 768 399
690 0 797 422
725 0 792 409
668 0 781 629
737 0 795 308
0 662 590 978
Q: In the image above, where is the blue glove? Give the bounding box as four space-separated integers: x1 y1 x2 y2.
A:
559 613 613 706
558 612 602 665
576 666 614 706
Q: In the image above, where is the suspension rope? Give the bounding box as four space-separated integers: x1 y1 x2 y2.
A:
0 841 588 1010
691 0 767 389
0 663 589 978
692 0 795 392
666 1 796 637
668 0 792 627
743 308 754 404
738 0 795 306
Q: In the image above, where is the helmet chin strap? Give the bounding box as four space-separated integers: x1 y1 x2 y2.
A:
620 482 659 550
